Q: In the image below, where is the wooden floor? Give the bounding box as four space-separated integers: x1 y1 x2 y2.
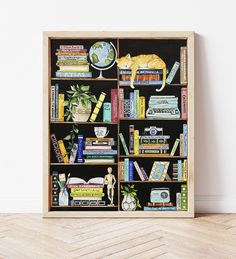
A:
0 214 236 258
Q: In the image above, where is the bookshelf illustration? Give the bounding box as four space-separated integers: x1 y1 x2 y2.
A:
43 32 194 217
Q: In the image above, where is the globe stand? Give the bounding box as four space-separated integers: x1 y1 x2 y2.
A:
90 42 117 79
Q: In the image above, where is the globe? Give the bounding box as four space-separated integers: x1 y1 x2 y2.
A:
89 41 116 68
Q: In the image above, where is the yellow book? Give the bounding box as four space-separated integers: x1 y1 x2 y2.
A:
134 130 139 155
139 96 145 118
58 94 64 121
182 159 187 181
89 92 106 122
58 140 69 163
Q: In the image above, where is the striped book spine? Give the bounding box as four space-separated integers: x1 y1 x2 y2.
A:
134 90 139 118
119 88 124 119
119 133 129 155
134 130 139 155
166 61 180 84
139 96 145 118
58 140 69 163
89 92 106 122
111 89 118 122
55 83 59 121
51 85 55 121
77 135 84 163
58 94 64 121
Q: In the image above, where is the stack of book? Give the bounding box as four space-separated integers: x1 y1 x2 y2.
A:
119 69 163 86
144 202 176 211
50 84 64 121
55 45 92 78
83 138 117 164
67 177 105 206
146 95 180 119
172 159 187 181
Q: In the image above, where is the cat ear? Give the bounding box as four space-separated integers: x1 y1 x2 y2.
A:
126 54 131 59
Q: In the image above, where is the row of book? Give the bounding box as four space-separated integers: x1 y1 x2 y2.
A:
172 159 187 181
119 160 148 181
51 84 64 121
55 45 92 78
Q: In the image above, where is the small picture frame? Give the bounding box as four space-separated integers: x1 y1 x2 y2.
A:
149 161 170 181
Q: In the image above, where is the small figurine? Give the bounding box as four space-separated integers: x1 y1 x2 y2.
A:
104 167 116 206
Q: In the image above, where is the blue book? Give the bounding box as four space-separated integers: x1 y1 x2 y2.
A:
178 160 182 181
129 161 134 181
129 92 134 118
124 158 129 181
183 124 188 156
144 206 177 211
77 135 84 163
55 83 59 120
103 102 111 122
83 150 117 155
134 90 139 118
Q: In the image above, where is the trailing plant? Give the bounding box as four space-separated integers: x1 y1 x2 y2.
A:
63 125 79 156
63 85 97 121
121 184 141 209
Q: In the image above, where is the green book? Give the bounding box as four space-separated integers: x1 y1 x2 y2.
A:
119 133 129 156
170 138 180 156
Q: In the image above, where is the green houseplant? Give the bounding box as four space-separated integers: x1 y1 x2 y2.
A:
121 185 141 211
63 85 97 122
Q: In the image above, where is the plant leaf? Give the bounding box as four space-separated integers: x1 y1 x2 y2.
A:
90 95 97 103
80 85 90 91
63 134 71 140
63 100 69 106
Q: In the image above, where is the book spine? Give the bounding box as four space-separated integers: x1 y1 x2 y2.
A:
176 192 181 210
69 143 78 163
83 150 117 155
166 61 180 84
56 72 92 78
77 135 84 163
183 124 188 156
139 96 145 118
144 207 177 211
181 184 187 210
129 161 134 181
52 171 59 206
119 88 124 119
180 46 187 84
129 125 134 154
124 158 129 181
119 80 163 86
51 86 55 121
178 160 182 181
119 133 129 156
124 99 130 118
58 140 69 163
182 159 187 181
134 130 139 155
140 167 148 180
89 92 106 122
58 94 64 121
170 138 180 156
111 89 118 122
50 134 64 163
129 92 134 118
133 161 145 181
85 141 116 146
134 90 139 118
179 133 183 156
119 69 163 75
119 161 125 181
103 102 111 122
55 84 59 121
181 88 188 119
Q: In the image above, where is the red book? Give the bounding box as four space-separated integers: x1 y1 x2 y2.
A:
181 88 188 119
111 89 118 122
119 88 124 119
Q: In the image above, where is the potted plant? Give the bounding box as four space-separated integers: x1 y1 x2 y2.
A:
121 185 141 211
63 84 97 122
63 125 79 157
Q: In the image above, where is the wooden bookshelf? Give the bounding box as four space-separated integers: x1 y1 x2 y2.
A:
43 31 194 218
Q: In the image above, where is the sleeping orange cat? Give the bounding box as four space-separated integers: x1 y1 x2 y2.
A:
116 54 166 92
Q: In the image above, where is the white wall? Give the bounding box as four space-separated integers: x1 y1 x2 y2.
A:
0 0 235 213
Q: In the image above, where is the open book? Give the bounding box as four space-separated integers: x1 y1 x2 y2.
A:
67 177 104 188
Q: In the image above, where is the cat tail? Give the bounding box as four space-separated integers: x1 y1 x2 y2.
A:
156 65 166 92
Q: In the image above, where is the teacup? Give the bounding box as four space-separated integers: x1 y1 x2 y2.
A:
94 127 109 138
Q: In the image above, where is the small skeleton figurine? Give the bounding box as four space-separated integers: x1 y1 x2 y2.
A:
104 167 116 206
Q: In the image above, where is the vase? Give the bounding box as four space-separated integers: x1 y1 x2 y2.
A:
59 187 69 206
72 102 91 122
121 194 137 211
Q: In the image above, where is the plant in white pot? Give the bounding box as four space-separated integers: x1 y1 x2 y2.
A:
63 84 97 122
121 185 141 211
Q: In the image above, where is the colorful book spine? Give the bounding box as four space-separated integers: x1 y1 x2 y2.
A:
134 90 139 118
119 88 124 119
55 84 59 121
139 96 145 118
83 150 117 155
69 143 78 164
58 140 69 163
50 134 64 163
103 102 111 122
119 80 163 86
119 161 125 181
140 167 149 180
180 133 183 156
170 138 180 156
178 160 182 181
166 61 180 84
52 171 59 206
176 192 181 211
89 92 106 122
129 161 134 181
124 158 129 181
133 161 145 181
144 207 177 211
51 85 55 121
181 88 188 119
129 92 134 118
119 69 163 75
129 125 134 154
111 89 118 122
183 124 188 156
124 99 130 118
77 135 84 163
182 159 187 181
58 93 64 121
180 46 187 84
181 184 187 211
56 72 92 78
134 130 139 155
119 133 129 155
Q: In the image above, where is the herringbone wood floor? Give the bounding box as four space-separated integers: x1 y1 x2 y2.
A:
0 214 236 258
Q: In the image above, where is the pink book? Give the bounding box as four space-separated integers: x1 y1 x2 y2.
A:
181 88 188 119
119 88 124 119
111 89 118 122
